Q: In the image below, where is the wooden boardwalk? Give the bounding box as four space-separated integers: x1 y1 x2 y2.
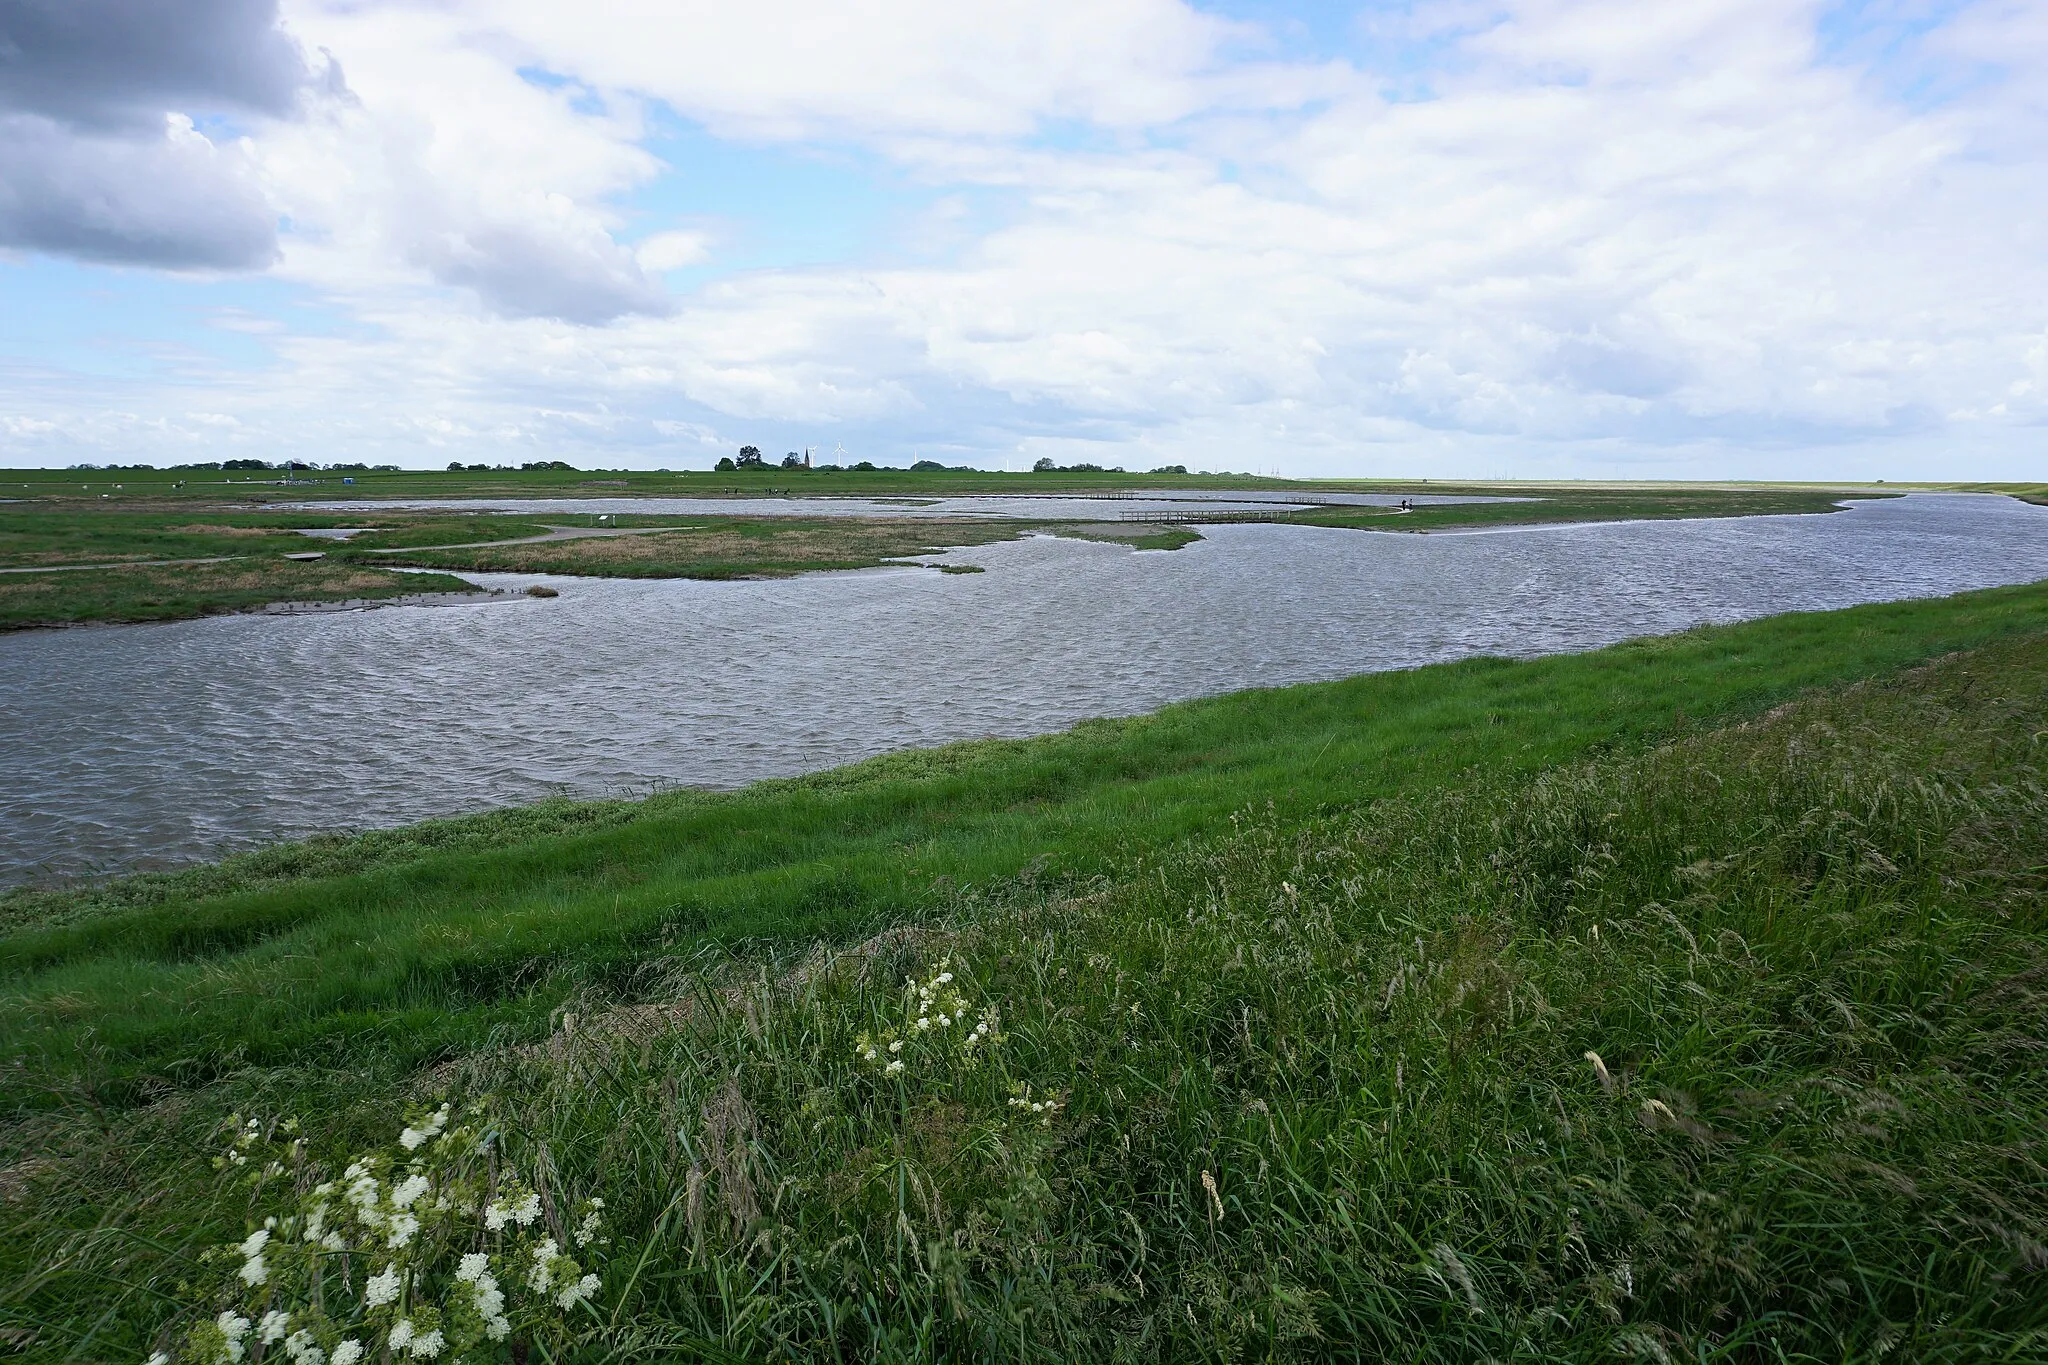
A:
1115 508 1294 525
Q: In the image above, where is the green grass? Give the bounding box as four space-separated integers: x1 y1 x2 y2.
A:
8 580 2048 1108
5 584 2048 1360
359 518 1043 579
1292 485 1891 532
0 559 480 632
358 518 1201 580
0 507 521 629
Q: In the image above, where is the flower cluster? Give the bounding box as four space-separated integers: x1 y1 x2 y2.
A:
853 958 1001 1078
1007 1083 1064 1124
146 1105 605 1365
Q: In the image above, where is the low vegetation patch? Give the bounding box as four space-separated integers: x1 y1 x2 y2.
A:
1292 485 1891 533
0 560 477 631
361 518 1035 579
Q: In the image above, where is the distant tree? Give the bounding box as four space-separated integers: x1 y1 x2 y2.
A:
1033 457 1057 472
715 456 736 471
911 460 945 471
736 445 767 469
852 461 877 472
1149 465 1188 475
781 452 804 468
224 458 270 471
447 461 464 471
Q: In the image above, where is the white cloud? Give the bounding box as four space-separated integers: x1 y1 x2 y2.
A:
466 0 1262 140
3 0 2046 477
635 230 712 272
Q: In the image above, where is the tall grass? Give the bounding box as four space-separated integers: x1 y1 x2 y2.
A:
8 629 2048 1359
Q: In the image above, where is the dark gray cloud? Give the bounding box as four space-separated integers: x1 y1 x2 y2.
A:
0 0 313 268
0 0 311 131
0 113 276 268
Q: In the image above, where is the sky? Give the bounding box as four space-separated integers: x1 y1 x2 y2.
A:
0 0 2043 479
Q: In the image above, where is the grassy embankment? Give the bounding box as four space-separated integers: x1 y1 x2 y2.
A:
1956 483 2048 507
0 507 496 631
5 581 2048 1359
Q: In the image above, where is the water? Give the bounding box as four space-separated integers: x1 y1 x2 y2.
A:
304 490 1519 520
3 493 2043 885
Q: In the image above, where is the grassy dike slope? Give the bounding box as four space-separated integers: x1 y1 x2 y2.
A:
5 582 2048 1361
7 583 2048 1101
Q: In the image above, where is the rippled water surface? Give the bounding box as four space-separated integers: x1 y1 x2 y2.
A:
306 489 1516 519
4 494 2043 883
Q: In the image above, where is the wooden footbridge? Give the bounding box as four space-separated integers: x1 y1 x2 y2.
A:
1115 507 1297 525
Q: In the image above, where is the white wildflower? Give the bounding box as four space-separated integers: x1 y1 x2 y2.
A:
386 1211 420 1248
887 1040 902 1053
330 1341 364 1365
391 1174 430 1209
259 1310 291 1343
573 1201 605 1246
238 1254 268 1287
386 1320 414 1354
472 1273 505 1318
238 1229 270 1258
456 1252 490 1283
937 971 953 984
483 1316 511 1342
407 1329 445 1359
364 1265 401 1308
146 1353 170 1365
915 1016 931 1031
885 1059 905 1075
216 1312 251 1363
511 1192 542 1226
283 1329 324 1365
398 1104 451 1151
529 1238 559 1293
556 1272 601 1311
